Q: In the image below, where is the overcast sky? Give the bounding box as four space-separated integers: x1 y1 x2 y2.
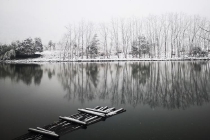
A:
0 0 210 44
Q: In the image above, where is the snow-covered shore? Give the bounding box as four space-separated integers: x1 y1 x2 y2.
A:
1 50 210 64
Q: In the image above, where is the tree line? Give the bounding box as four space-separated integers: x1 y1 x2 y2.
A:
0 37 43 60
61 13 210 59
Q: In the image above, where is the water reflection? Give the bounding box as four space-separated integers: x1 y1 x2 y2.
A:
44 68 55 79
57 62 210 109
0 64 43 85
1 62 209 109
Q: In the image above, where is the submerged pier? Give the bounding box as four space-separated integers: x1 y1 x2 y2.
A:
13 106 126 140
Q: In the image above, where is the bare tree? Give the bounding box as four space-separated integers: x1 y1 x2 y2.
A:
100 22 109 58
111 18 120 58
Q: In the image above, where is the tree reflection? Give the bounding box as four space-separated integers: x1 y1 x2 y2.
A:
57 61 210 109
44 68 55 79
0 64 43 85
131 62 150 85
86 63 99 88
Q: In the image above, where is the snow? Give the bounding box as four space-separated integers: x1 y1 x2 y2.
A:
85 108 108 114
28 128 59 137
78 109 106 117
59 116 87 125
1 50 210 64
36 127 55 134
107 108 124 116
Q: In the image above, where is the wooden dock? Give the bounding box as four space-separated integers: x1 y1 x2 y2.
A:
13 106 126 140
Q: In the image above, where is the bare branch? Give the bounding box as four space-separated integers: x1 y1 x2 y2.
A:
199 26 210 33
197 35 210 41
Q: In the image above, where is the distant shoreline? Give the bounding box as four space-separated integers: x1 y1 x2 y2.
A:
1 57 210 64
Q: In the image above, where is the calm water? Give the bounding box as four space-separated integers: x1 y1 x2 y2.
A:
0 61 210 140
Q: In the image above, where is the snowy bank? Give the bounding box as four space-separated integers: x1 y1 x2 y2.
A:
1 50 210 64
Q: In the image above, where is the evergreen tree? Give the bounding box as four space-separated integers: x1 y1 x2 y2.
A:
16 38 35 56
48 40 53 50
87 34 99 58
132 35 150 58
15 37 43 57
34 38 43 52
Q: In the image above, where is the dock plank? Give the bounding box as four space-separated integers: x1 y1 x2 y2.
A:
12 106 126 140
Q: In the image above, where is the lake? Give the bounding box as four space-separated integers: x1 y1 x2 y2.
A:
0 61 210 140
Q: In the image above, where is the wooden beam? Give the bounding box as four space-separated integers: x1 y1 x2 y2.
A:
36 127 55 134
59 116 87 125
107 108 124 116
85 108 108 114
78 109 106 117
28 128 59 138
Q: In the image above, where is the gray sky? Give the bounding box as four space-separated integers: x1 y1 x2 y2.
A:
0 0 210 44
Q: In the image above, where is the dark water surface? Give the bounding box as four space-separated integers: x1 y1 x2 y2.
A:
0 61 210 140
